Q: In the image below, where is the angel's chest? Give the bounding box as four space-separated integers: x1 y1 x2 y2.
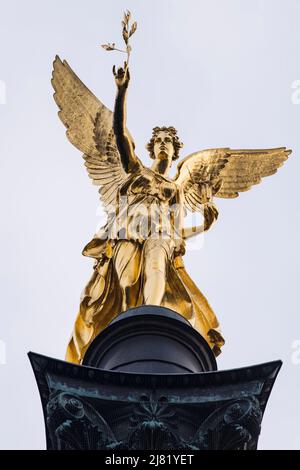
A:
129 172 177 202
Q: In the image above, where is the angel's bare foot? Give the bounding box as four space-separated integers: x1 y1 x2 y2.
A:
208 328 225 356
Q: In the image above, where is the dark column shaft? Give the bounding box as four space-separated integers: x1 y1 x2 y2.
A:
82 306 217 373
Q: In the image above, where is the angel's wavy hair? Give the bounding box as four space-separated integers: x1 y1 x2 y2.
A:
146 126 183 161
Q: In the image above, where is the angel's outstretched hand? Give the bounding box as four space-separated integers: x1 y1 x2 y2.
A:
113 61 130 89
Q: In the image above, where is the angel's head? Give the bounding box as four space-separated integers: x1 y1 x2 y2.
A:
147 126 183 174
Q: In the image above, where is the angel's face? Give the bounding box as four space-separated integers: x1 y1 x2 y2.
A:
153 131 174 162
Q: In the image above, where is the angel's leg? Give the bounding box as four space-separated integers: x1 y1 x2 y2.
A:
142 237 171 305
113 240 141 311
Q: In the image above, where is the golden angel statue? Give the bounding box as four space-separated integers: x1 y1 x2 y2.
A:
52 49 290 364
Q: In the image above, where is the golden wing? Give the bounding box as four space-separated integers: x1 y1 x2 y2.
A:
174 147 291 211
52 55 138 211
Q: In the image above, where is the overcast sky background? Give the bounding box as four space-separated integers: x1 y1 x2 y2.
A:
0 0 300 449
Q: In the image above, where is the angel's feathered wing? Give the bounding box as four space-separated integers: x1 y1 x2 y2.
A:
52 55 138 210
174 147 291 211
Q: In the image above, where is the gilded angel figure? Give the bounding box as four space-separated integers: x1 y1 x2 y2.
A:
52 56 291 364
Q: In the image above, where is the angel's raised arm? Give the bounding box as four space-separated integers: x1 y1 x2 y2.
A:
51 55 142 211
113 64 141 173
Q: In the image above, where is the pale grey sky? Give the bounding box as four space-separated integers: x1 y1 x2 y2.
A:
0 0 299 449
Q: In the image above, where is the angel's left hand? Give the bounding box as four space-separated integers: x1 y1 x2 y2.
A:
203 202 219 231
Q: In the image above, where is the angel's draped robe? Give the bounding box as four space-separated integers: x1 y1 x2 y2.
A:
66 168 225 363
